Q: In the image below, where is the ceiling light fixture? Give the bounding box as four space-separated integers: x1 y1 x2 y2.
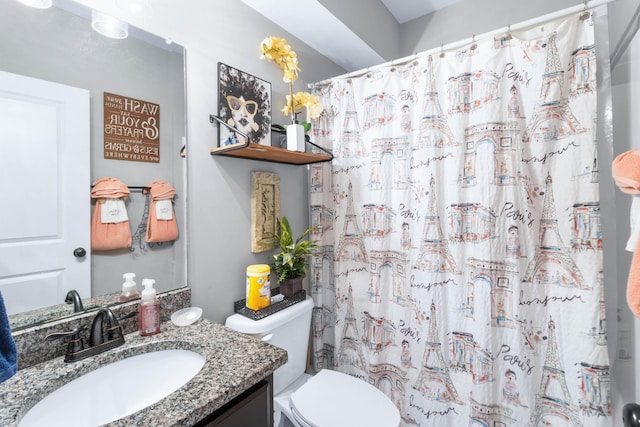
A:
15 0 52 9
115 0 151 16
91 10 128 39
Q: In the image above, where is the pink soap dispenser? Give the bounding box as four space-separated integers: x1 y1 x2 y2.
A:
138 278 160 336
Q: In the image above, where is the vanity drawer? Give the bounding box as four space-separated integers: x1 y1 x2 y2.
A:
194 375 273 427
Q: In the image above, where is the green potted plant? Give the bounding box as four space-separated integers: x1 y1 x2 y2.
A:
271 216 318 297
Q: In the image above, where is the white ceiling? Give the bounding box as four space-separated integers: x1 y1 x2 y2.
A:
242 0 460 74
380 0 461 24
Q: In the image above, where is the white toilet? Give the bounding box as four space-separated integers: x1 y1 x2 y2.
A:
225 296 400 427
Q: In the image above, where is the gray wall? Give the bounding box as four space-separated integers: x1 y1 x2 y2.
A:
398 0 640 65
399 0 581 55
319 0 400 61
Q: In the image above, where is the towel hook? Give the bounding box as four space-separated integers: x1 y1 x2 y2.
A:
439 43 445 58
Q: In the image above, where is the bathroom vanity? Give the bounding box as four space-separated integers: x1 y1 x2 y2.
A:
0 319 287 426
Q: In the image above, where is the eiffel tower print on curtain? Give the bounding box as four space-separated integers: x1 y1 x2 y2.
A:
523 32 587 143
417 55 457 149
524 173 587 288
337 285 367 371
414 176 460 273
336 80 365 158
335 182 368 263
528 317 582 426
413 301 463 404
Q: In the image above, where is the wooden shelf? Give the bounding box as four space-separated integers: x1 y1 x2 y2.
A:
210 143 332 165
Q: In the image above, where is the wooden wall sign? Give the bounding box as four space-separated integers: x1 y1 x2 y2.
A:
103 92 160 163
251 171 280 253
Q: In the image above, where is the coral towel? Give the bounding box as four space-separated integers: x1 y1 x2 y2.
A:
613 150 640 194
613 151 640 318
145 180 179 243
90 177 132 251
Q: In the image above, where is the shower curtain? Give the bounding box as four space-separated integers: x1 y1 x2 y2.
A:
308 11 612 427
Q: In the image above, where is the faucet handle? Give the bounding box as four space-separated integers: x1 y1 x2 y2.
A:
107 311 136 340
45 327 85 354
118 311 137 321
106 323 124 342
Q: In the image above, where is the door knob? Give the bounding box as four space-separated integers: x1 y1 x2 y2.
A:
73 247 87 258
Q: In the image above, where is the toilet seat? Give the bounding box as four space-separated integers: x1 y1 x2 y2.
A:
289 369 400 427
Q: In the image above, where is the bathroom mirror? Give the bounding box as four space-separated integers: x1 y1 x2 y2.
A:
1 0 187 331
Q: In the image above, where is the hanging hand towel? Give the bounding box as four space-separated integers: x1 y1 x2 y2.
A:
613 151 640 318
145 180 178 243
90 176 131 198
627 196 640 252
613 150 640 194
91 177 132 251
0 292 17 383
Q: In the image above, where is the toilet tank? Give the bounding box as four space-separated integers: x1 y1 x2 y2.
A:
225 297 314 395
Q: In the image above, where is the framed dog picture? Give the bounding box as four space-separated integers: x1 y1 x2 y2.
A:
218 62 271 147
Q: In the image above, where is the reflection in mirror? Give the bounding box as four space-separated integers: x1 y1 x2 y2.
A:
0 0 187 331
8 287 186 331
9 297 99 332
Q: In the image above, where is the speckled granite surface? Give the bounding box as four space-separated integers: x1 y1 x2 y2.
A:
13 287 192 369
0 319 288 426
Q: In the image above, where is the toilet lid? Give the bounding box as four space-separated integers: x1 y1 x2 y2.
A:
290 369 400 427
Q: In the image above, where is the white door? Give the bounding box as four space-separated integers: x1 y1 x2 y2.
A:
0 70 90 315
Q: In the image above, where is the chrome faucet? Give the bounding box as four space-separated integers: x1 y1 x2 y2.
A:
64 289 84 313
46 308 135 363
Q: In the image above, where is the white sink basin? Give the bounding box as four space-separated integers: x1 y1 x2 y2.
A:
19 349 206 427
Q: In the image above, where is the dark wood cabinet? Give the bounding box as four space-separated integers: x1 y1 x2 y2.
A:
194 375 273 427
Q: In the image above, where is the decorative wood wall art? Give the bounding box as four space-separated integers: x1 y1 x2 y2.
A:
103 92 160 163
251 171 280 253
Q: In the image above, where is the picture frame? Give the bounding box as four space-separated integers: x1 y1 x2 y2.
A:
218 62 271 148
251 171 281 253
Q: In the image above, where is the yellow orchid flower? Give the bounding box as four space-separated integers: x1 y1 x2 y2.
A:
261 36 323 123
260 36 300 83
282 92 324 120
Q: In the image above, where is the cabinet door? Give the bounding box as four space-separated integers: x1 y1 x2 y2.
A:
197 377 273 427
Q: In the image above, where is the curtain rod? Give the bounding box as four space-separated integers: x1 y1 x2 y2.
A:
310 0 613 87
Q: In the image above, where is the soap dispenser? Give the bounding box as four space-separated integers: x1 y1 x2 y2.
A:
119 273 139 302
138 278 160 336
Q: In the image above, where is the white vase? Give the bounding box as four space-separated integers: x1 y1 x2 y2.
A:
286 124 305 152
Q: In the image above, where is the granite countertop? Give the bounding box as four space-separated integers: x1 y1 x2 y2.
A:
0 319 288 426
